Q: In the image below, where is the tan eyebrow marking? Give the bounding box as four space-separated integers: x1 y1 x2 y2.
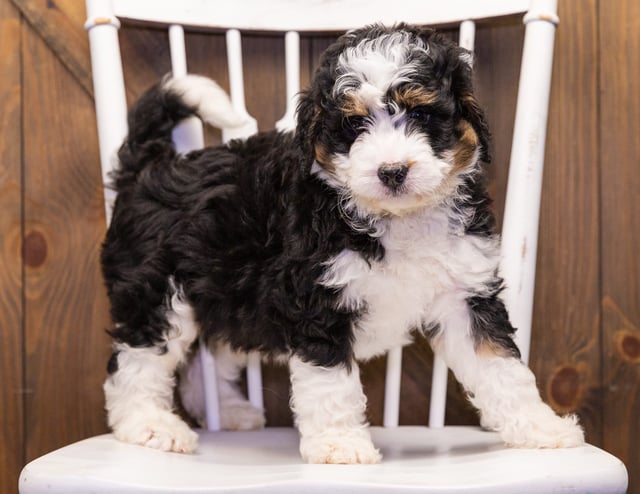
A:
339 92 369 117
391 86 439 109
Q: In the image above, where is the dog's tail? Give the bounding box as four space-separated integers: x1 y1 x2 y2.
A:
113 75 245 191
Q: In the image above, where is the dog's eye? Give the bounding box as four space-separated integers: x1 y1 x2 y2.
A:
345 115 367 131
408 107 431 123
342 115 367 139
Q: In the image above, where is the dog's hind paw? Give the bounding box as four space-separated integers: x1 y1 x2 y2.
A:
220 401 266 431
300 433 382 464
113 409 199 453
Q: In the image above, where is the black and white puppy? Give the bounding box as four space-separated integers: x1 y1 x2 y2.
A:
101 23 584 463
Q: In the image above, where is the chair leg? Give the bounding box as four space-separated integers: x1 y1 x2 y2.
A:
179 342 266 431
289 356 381 464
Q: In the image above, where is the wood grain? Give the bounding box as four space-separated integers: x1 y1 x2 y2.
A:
474 22 523 226
11 0 93 96
22 22 111 461
530 0 603 443
0 0 24 491
599 0 640 488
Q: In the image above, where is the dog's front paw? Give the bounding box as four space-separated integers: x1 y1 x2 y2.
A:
220 401 266 431
501 408 585 448
113 409 199 453
300 433 382 464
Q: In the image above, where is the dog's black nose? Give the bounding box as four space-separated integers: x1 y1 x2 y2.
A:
377 164 409 188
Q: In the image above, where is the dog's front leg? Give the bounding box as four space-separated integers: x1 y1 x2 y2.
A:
289 356 381 464
430 294 585 448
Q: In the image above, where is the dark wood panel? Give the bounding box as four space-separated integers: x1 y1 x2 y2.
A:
22 22 111 461
120 26 174 105
599 0 640 489
185 30 229 147
12 0 92 96
0 1 25 491
530 0 602 443
474 22 523 226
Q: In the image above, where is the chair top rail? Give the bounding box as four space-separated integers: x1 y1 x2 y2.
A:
104 0 531 32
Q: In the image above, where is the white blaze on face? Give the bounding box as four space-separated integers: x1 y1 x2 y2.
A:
334 32 428 100
331 112 454 216
315 33 457 216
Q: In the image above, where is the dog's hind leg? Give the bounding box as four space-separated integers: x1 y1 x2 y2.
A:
289 356 382 464
429 292 585 448
179 342 266 431
104 285 199 453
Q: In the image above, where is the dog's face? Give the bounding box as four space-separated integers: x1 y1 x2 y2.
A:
297 24 489 217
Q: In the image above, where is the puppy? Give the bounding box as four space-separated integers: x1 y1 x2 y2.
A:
101 23 584 463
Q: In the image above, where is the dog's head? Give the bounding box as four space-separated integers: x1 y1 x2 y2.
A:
296 24 490 218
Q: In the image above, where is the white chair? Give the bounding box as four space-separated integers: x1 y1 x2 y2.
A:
19 1 628 492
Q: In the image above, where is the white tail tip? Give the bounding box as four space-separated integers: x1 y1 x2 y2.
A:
164 75 246 129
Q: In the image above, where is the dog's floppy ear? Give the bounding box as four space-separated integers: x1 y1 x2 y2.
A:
452 49 491 163
412 27 491 164
295 88 320 171
295 32 356 174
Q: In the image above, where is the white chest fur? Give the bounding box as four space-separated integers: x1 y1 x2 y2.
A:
319 209 501 360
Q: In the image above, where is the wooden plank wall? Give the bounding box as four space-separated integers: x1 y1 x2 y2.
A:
22 16 111 464
533 0 603 440
599 0 640 477
0 2 24 493
1 0 638 492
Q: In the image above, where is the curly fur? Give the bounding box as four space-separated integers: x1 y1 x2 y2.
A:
101 24 584 463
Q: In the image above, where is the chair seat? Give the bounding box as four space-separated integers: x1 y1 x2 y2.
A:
19 426 627 494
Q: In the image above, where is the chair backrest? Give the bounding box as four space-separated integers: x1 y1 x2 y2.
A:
85 0 558 431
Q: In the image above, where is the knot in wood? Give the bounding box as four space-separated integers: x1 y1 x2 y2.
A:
23 230 48 268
